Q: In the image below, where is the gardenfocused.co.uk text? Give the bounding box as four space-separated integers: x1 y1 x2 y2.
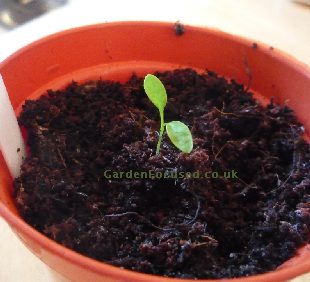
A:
102 169 238 180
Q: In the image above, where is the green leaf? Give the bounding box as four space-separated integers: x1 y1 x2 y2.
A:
143 74 167 111
166 121 193 153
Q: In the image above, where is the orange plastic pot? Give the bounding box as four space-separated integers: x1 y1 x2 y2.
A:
0 22 309 282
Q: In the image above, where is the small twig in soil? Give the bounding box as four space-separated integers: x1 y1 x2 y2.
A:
236 176 249 187
267 153 300 194
192 242 210 248
75 192 88 198
72 158 83 166
37 125 48 132
211 128 216 156
267 127 301 194
57 148 67 168
128 110 137 123
200 234 219 245
214 143 228 160
104 211 176 232
184 189 201 225
89 203 104 217
213 107 241 118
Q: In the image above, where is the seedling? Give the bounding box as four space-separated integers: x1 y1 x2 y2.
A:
143 74 193 154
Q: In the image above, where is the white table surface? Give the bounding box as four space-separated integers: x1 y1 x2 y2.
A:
0 0 309 281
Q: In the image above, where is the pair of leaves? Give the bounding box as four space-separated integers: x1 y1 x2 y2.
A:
143 74 193 154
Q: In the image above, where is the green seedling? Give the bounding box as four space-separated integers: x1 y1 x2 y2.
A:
143 74 193 154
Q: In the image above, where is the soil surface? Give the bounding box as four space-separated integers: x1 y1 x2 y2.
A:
14 69 310 278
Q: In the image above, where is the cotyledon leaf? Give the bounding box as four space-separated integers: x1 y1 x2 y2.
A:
166 121 193 153
143 74 167 111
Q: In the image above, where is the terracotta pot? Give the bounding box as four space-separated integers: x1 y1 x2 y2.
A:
0 22 309 282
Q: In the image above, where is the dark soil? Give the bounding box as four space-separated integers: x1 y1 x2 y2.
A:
14 69 310 279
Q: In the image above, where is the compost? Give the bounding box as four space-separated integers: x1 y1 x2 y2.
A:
14 69 310 278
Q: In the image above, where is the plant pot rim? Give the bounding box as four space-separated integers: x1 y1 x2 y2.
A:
0 21 310 282
1 21 309 77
